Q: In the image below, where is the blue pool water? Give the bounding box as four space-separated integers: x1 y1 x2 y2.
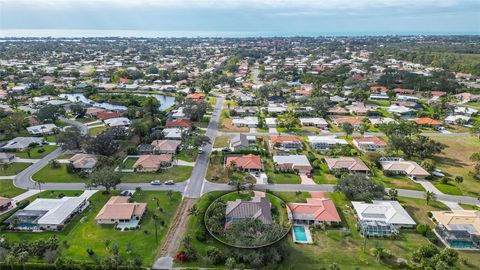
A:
448 240 475 249
293 226 308 242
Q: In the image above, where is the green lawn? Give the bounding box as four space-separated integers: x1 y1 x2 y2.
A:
123 157 139 169
267 172 301 184
121 166 192 183
177 149 198 162
15 145 58 159
372 174 425 191
433 181 463 195
32 163 87 183
2 190 182 266
0 162 32 176
0 179 26 198
213 136 231 148
88 126 107 136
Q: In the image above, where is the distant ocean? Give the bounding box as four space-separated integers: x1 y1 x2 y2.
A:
0 29 478 38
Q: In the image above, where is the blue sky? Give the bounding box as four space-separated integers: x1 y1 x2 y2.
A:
0 0 479 35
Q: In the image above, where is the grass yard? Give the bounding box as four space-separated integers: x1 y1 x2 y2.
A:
213 135 231 148
177 149 198 162
312 166 337 184
372 174 425 191
432 136 480 197
121 166 192 183
123 157 139 169
267 172 301 184
0 162 32 176
2 190 182 266
15 145 58 159
0 179 26 198
32 163 87 183
433 181 464 195
88 126 107 136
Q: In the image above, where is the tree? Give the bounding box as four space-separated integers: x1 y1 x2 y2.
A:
334 174 385 201
167 189 173 200
188 204 198 216
183 98 207 121
370 247 390 262
425 191 436 205
2 162 11 175
85 130 120 155
35 104 65 123
225 257 236 270
56 126 87 150
342 122 354 136
454 176 464 185
88 167 122 191
70 103 86 116
309 96 330 117
387 188 398 200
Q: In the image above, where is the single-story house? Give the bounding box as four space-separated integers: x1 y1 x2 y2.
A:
104 117 131 128
299 117 328 129
265 117 277 128
445 115 470 125
431 210 480 250
413 117 443 127
273 155 312 174
133 154 173 172
287 197 341 226
95 196 147 227
324 157 370 174
352 200 416 237
2 137 44 150
165 119 192 128
85 107 105 117
231 106 258 116
454 107 478 116
232 117 258 128
369 117 395 125
6 196 88 230
225 196 273 227
352 136 387 152
96 111 121 120
230 134 256 151
266 104 287 114
69 154 97 171
0 153 15 164
328 106 349 115
0 197 13 212
162 128 183 140
333 117 364 129
380 157 430 180
225 154 263 171
270 136 303 150
387 105 414 115
27 124 58 136
308 136 348 151
151 140 181 154
171 108 188 120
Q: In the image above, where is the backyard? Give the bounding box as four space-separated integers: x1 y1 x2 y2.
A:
2 190 182 266
32 163 88 183
88 126 108 136
0 162 32 176
15 145 58 159
213 136 231 148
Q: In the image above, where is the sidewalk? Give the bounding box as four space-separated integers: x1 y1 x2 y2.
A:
416 180 464 210
12 189 42 202
13 158 39 163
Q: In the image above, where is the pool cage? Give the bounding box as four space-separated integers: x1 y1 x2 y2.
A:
435 224 480 249
359 220 399 238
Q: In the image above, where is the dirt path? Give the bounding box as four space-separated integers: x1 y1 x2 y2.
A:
158 198 196 257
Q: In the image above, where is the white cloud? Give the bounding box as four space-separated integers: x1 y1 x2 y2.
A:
0 0 465 10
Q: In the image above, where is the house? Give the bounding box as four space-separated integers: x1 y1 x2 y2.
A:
353 136 387 152
6 196 88 230
230 134 256 151
346 102 371 115
225 154 263 171
232 117 258 127
0 153 15 164
453 92 480 103
225 196 273 227
104 117 131 128
352 200 416 237
96 111 121 120
270 136 303 150
369 117 395 125
0 197 13 212
69 154 97 171
380 157 430 180
266 104 287 114
133 154 173 172
413 118 443 127
2 137 44 150
328 106 349 115
165 119 192 128
299 118 328 129
445 115 470 125
431 210 480 250
454 107 478 116
273 155 312 174
231 106 258 116
333 117 363 129
324 157 370 174
171 108 188 120
162 128 183 140
187 93 206 102
287 197 341 226
387 105 413 115
27 124 58 136
308 136 348 151
265 117 277 128
85 107 106 117
95 196 147 229
151 140 181 154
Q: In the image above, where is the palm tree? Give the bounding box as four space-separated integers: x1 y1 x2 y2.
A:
2 162 11 175
187 205 198 216
425 191 436 205
5 253 17 270
17 251 29 270
370 247 386 262
166 190 173 200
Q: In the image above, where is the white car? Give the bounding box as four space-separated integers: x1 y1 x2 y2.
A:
432 169 445 177
150 180 162 185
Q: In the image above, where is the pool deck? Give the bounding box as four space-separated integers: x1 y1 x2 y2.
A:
292 224 313 244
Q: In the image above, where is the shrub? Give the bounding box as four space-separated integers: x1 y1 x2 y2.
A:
37 148 46 153
416 224 429 235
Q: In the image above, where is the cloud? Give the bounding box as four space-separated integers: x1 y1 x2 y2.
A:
0 0 468 10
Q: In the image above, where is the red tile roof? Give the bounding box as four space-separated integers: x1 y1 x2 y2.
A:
96 111 121 120
414 118 443 126
287 197 341 223
353 136 387 147
270 136 302 144
295 90 312 95
394 88 415 94
165 119 192 128
225 154 262 170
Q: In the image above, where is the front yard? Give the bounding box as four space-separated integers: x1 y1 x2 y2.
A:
88 125 108 136
213 135 231 148
120 166 192 183
15 145 58 159
0 179 26 198
2 190 182 266
32 163 87 183
0 162 32 176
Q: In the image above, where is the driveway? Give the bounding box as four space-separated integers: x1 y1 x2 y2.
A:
300 173 316 184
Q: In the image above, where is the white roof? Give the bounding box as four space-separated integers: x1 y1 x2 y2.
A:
299 117 328 125
308 136 348 145
27 124 58 134
369 117 395 125
104 117 131 127
232 117 258 125
445 115 470 122
25 197 86 225
387 105 412 114
351 200 416 226
2 137 44 149
162 128 182 139
273 155 311 166
265 118 277 125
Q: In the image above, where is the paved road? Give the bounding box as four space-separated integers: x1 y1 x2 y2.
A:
219 131 474 137
253 62 261 85
183 96 224 198
59 116 88 135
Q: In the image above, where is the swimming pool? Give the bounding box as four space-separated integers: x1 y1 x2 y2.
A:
293 225 309 242
448 240 476 249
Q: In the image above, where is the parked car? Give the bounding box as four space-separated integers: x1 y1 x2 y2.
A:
120 190 132 196
199 148 205 154
150 180 162 185
432 169 445 177
165 180 175 185
222 147 231 152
